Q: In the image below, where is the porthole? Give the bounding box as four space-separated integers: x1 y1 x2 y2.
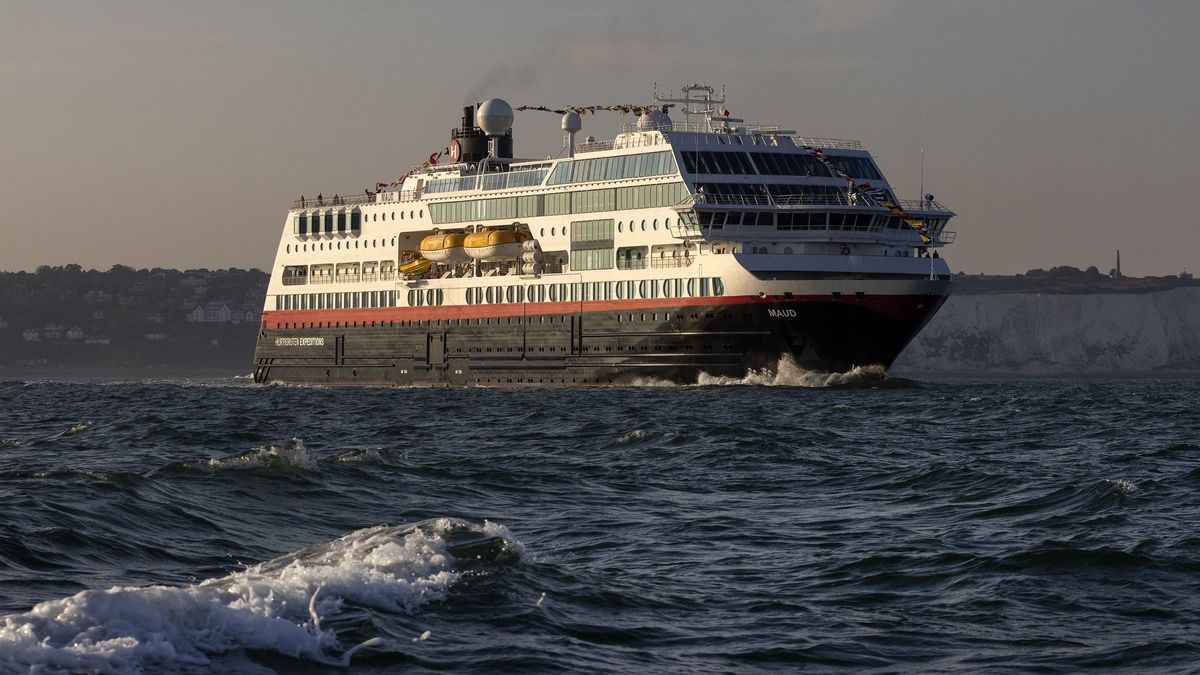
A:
540 228 545 236
286 245 290 253
410 210 415 219
551 227 556 236
420 210 424 218
400 211 404 220
641 220 646 231
617 222 623 233
665 218 672 229
653 219 658 230
784 247 793 254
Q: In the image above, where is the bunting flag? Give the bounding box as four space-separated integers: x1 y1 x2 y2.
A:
515 103 677 117
803 147 932 244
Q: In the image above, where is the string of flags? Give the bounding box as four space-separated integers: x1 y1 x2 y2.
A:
515 103 677 117
803 147 932 244
427 147 450 166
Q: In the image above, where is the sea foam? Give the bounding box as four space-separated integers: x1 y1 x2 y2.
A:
0 518 521 673
697 354 889 388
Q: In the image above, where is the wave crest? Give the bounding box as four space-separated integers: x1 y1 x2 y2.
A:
697 355 892 388
190 439 315 473
0 518 521 672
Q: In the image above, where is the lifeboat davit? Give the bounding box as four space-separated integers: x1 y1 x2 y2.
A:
419 232 470 262
464 228 532 260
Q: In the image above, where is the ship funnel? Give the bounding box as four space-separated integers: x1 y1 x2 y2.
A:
450 105 489 164
561 111 581 158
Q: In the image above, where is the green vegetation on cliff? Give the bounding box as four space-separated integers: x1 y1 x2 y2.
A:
0 265 267 375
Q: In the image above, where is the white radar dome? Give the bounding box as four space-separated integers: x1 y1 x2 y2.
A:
476 98 514 136
561 111 582 132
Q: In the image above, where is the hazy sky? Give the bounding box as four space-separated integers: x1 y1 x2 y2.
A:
3 0 1198 276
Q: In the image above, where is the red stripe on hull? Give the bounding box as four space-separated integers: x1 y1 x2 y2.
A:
261 293 943 329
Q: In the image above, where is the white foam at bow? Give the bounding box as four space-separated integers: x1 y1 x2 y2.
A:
696 354 888 387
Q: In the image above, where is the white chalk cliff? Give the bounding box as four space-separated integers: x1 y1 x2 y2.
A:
894 287 1200 373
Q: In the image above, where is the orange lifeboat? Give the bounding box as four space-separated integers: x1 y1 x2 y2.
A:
419 232 469 262
464 228 532 260
398 250 432 276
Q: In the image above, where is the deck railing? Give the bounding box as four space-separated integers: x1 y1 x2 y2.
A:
291 189 420 210
650 256 695 268
684 192 954 213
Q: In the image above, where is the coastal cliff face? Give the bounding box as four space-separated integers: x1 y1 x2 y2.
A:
894 287 1200 374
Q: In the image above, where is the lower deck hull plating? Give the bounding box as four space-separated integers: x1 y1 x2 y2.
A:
252 292 948 386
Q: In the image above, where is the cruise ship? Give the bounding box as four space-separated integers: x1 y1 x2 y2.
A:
253 85 956 386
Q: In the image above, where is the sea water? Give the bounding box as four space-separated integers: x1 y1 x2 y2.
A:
1 373 1198 673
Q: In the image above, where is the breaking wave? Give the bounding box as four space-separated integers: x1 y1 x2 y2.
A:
698 355 894 388
0 518 522 673
616 355 902 388
171 439 316 474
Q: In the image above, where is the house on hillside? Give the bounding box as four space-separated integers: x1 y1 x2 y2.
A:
84 290 112 305
66 327 85 341
187 303 233 323
22 329 39 342
41 324 65 340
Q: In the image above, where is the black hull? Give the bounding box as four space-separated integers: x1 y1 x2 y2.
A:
252 293 948 386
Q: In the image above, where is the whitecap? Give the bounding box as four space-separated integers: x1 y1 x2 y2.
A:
197 438 315 472
616 429 648 444
1103 478 1137 494
0 518 521 672
696 354 889 388
64 421 94 436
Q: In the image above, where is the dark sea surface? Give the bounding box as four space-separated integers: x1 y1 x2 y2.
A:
1 372 1199 673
